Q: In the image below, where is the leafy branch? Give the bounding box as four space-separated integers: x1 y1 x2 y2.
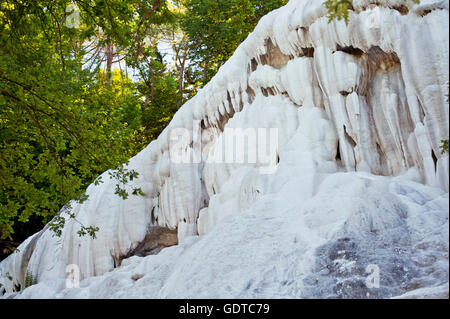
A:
325 0 420 25
48 165 146 239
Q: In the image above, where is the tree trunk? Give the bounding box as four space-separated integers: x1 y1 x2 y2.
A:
105 40 114 84
178 55 187 106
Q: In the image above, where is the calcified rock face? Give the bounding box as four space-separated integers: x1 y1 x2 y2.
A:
1 0 449 298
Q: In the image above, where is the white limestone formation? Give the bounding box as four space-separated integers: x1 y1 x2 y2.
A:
1 0 448 298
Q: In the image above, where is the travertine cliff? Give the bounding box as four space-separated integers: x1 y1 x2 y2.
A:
1 0 448 298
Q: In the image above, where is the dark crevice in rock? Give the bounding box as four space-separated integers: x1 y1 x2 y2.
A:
266 87 276 96
418 9 432 16
226 91 233 112
356 3 443 18
151 207 156 225
391 5 409 15
336 45 364 57
217 109 235 132
376 141 389 174
431 149 438 172
300 47 315 58
336 141 342 162
200 117 208 130
238 88 245 111
259 38 293 69
367 46 401 71
246 86 256 103
251 58 258 72
116 226 178 267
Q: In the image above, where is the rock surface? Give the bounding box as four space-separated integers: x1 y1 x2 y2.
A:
0 0 448 298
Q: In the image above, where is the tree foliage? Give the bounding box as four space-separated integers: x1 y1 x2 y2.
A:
181 0 288 84
325 0 420 24
0 0 169 241
324 0 353 24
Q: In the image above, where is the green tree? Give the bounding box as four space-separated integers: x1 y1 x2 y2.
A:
0 0 171 242
181 0 288 84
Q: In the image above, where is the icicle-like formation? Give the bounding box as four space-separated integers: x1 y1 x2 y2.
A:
0 0 448 295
